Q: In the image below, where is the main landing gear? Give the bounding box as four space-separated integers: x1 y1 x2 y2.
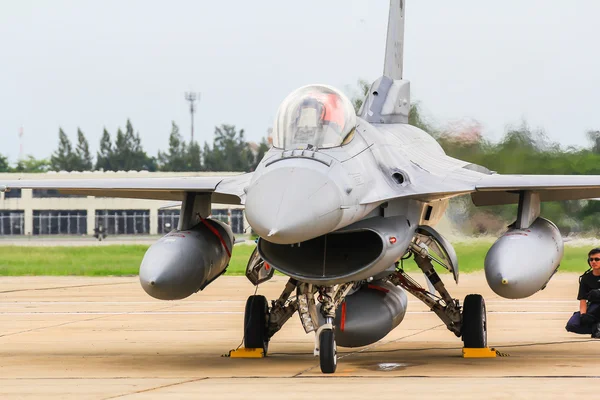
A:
461 294 487 348
243 295 270 353
243 278 299 356
388 232 488 349
241 229 488 373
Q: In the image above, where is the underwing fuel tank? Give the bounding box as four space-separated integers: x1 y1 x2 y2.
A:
484 217 563 299
318 281 408 347
139 219 234 300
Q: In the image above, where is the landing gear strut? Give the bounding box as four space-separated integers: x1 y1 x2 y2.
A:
387 234 487 348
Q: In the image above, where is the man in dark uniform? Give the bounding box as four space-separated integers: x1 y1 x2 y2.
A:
566 248 600 338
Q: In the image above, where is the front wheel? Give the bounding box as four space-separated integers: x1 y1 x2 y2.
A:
461 294 487 348
319 329 337 373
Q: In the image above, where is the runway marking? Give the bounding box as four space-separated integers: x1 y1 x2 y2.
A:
0 298 579 305
102 377 208 400
0 311 245 315
0 282 133 294
294 323 445 377
0 300 578 306
0 311 575 316
0 315 111 338
0 305 178 338
0 301 245 305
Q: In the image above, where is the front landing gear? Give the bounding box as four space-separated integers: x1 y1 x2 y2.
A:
244 295 269 354
313 284 352 374
318 325 336 373
462 294 487 348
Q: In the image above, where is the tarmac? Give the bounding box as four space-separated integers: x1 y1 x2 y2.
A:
0 273 598 399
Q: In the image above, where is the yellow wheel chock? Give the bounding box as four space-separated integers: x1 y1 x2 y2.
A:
462 347 500 358
225 348 265 358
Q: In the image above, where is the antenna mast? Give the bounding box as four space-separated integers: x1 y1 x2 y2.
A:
18 126 24 161
184 92 200 143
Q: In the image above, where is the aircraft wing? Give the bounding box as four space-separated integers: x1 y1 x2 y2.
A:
472 174 600 206
361 170 600 207
0 173 253 205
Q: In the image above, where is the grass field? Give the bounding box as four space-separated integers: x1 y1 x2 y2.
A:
0 241 595 276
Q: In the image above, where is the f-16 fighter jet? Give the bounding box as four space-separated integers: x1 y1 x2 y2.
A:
1 1 596 373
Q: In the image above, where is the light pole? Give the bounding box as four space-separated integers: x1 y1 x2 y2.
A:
184 92 200 143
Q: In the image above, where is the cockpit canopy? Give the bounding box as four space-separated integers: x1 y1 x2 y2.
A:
272 85 357 150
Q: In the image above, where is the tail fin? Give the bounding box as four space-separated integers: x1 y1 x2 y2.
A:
383 0 406 80
358 0 410 124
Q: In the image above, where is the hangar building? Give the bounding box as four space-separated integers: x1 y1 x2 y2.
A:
0 171 247 237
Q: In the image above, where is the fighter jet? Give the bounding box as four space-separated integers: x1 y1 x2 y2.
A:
1 0 597 373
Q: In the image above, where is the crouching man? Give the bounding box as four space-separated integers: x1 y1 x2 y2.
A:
566 248 600 338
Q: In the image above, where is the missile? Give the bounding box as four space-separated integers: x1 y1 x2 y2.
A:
139 219 234 300
485 217 563 299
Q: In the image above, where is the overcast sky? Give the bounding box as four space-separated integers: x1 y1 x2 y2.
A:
1 0 599 163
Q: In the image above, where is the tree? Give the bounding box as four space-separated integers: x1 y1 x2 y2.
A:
0 154 10 172
158 122 188 171
13 156 51 172
50 128 77 171
74 128 93 171
96 128 113 171
203 124 253 172
110 120 156 171
186 140 202 171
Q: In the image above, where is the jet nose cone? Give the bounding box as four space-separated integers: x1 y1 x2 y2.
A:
246 165 344 244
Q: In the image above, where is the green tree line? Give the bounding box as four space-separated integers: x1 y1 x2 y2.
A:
0 119 269 174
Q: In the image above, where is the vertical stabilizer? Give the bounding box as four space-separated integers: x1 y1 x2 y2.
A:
383 0 405 80
358 0 410 124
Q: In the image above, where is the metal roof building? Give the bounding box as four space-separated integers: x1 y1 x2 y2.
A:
0 171 247 236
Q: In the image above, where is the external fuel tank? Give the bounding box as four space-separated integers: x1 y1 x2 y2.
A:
139 219 234 300
484 217 563 299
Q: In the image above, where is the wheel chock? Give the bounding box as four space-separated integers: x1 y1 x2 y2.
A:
226 348 265 358
462 347 497 358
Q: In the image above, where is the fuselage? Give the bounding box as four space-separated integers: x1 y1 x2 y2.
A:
245 117 454 246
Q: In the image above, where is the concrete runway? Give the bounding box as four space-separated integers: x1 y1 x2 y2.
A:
0 273 598 399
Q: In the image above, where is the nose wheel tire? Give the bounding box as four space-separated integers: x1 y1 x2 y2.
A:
244 295 270 354
461 294 487 348
319 329 337 373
